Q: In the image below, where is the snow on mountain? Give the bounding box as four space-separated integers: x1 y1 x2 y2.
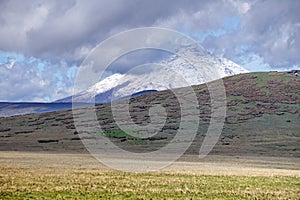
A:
56 46 249 103
86 73 125 95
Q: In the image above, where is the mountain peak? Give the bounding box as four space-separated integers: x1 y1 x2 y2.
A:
57 50 249 103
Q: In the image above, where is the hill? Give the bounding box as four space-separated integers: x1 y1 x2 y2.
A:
0 71 299 159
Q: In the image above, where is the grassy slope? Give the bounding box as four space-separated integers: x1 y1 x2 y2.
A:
0 71 299 158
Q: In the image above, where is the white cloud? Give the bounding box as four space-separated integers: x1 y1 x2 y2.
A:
0 57 76 102
227 0 252 14
0 58 16 69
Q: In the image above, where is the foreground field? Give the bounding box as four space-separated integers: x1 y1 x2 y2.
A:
0 152 299 199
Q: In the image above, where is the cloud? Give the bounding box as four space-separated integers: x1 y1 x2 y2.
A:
201 0 300 68
0 0 299 68
228 0 251 14
0 58 16 69
0 52 76 102
0 0 197 62
0 0 299 101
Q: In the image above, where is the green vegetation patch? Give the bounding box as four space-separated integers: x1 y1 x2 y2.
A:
103 129 133 139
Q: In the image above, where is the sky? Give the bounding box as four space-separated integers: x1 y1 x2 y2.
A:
0 0 299 102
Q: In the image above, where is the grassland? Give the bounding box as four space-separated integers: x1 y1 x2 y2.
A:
1 168 299 199
0 152 299 199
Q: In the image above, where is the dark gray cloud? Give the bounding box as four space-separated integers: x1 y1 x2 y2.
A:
243 0 300 67
0 0 202 62
201 0 300 68
107 49 172 75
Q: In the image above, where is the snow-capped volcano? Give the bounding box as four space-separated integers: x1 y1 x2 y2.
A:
56 46 249 103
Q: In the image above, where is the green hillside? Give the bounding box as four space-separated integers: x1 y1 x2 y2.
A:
0 71 299 158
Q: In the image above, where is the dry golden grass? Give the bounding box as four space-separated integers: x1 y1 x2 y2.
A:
0 152 299 199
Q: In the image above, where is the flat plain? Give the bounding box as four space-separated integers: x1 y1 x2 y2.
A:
0 152 299 199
